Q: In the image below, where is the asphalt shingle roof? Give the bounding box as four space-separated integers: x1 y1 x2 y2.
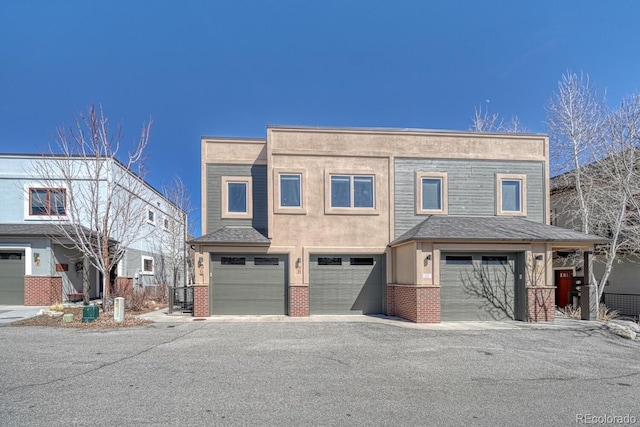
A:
0 223 91 237
188 226 270 245
390 216 608 246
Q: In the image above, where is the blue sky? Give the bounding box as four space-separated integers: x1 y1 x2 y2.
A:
1 1 639 234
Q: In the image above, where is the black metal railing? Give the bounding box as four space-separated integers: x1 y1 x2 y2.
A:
168 286 194 314
604 293 640 320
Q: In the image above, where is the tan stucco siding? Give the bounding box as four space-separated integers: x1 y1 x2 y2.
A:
268 128 547 162
202 138 267 165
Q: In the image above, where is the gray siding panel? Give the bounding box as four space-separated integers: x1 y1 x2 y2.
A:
206 164 268 234
394 159 545 238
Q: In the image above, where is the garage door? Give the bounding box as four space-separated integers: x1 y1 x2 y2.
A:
0 251 25 305
309 254 385 315
210 254 287 315
440 253 524 321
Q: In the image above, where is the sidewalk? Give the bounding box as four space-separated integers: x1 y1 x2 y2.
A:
0 306 48 325
138 308 602 331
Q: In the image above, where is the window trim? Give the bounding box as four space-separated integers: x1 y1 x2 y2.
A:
147 207 156 225
141 256 155 275
27 187 68 218
415 172 448 215
496 173 527 216
221 176 253 219
273 169 306 214
324 170 379 215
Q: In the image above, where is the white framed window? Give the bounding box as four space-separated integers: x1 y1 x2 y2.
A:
162 217 170 231
274 169 306 214
27 187 67 217
147 208 156 225
415 172 448 215
221 176 253 219
324 171 378 215
141 256 154 275
496 173 527 216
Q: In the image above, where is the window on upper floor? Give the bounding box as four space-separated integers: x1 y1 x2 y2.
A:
496 174 527 216
163 217 170 231
415 172 448 215
280 174 301 207
29 188 67 216
147 208 156 225
331 175 374 208
221 176 253 219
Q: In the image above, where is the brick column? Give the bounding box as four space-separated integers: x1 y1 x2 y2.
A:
527 287 555 322
289 285 309 317
388 285 440 323
24 276 62 306
193 285 209 317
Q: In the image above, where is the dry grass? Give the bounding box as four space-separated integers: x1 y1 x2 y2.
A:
558 304 619 321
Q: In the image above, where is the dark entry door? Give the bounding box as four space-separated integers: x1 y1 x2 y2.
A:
555 269 573 308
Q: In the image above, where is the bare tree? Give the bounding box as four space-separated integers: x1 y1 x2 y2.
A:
549 72 640 311
30 104 154 309
153 176 194 299
469 102 527 133
462 260 515 320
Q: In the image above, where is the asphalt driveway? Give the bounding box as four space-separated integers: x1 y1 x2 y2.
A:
1 321 638 426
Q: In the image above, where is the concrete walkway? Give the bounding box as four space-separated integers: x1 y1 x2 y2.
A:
0 306 48 325
139 308 601 331
1 304 602 331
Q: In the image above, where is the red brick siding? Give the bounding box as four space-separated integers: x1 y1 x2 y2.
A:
289 285 309 317
193 285 209 317
387 285 440 323
527 287 555 322
24 276 62 306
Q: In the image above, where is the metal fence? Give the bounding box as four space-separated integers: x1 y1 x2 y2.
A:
168 286 194 314
603 293 640 320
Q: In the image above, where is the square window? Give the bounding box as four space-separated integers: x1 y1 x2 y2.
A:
29 188 67 216
353 176 374 208
142 256 154 274
496 174 527 216
280 174 301 208
422 178 442 210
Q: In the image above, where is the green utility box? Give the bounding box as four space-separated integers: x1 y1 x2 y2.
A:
82 305 99 323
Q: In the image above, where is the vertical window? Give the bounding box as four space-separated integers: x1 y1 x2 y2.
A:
147 208 156 225
221 176 252 219
501 180 521 212
280 174 301 208
416 172 448 215
496 174 527 216
330 175 374 208
422 178 442 210
227 182 247 213
29 188 66 216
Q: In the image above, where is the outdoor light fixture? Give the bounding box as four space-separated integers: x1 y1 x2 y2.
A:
295 257 301 268
197 256 203 268
425 254 432 260
535 255 543 261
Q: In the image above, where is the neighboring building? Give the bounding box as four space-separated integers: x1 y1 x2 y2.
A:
190 126 605 323
0 154 187 306
551 173 640 318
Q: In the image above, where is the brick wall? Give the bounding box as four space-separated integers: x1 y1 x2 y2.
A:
289 285 309 317
24 276 62 306
193 285 209 317
527 287 555 322
387 285 440 323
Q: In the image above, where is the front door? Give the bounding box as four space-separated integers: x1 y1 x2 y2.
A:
555 269 573 308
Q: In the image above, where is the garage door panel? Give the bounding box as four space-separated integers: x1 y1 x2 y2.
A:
440 253 516 321
310 255 384 315
0 252 25 305
210 254 287 315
